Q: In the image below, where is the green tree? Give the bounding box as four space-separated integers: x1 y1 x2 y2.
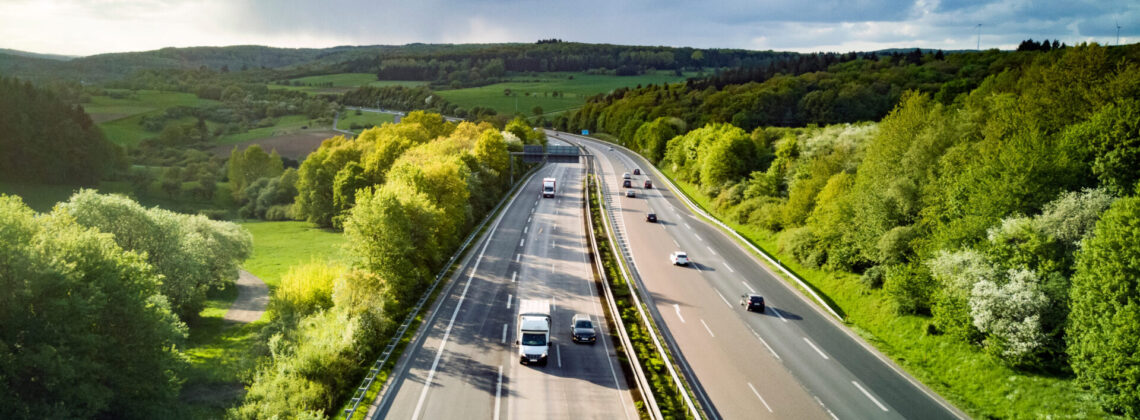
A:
1069 196 1140 417
0 195 187 419
228 145 284 201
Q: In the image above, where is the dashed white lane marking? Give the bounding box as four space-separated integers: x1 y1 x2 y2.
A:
751 328 780 360
516 254 521 262
684 223 692 229
852 381 889 411
527 216 532 223
506 294 512 309
672 239 679 247
674 304 686 323
772 307 789 323
520 238 525 247
694 234 703 242
742 281 756 294
556 344 563 368
707 246 717 255
494 365 503 420
724 262 735 273
803 337 830 360
716 290 733 308
747 382 774 413
501 324 508 343
512 271 517 282
524 226 528 234
700 319 715 337
816 396 840 420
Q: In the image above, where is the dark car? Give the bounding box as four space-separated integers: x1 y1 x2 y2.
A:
646 213 657 223
741 294 765 312
644 180 653 189
623 179 632 188
571 314 597 344
633 168 641 175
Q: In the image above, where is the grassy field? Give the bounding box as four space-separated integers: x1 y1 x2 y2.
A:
238 220 351 289
337 110 397 134
269 73 427 94
653 166 1110 419
89 90 218 147
214 114 321 145
436 71 697 116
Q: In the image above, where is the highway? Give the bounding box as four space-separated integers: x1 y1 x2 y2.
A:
560 131 964 420
368 138 638 420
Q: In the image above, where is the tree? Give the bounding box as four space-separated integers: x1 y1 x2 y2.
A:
1069 196 1140 417
0 195 187 419
532 105 544 116
228 145 284 201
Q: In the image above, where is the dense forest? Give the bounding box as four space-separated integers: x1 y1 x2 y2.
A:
0 77 124 185
580 43 1140 417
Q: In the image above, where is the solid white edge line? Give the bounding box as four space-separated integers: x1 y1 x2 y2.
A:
747 382 774 413
803 337 830 360
751 328 780 360
410 209 499 419
699 319 715 338
494 365 503 420
852 381 890 412
715 290 733 308
772 307 788 323
742 281 756 294
673 304 685 323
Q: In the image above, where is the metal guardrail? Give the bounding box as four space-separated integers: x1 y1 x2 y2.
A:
581 140 705 419
580 150 663 420
342 163 542 419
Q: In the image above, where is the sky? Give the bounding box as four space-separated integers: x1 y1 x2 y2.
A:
0 0 1135 57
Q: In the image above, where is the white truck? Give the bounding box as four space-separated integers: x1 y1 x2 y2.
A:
516 299 552 365
542 177 556 198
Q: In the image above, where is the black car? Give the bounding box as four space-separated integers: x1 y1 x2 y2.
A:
741 294 765 312
633 168 641 175
623 179 632 188
571 314 597 344
646 213 657 222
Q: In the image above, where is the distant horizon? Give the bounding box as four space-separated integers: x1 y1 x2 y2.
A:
0 0 1132 57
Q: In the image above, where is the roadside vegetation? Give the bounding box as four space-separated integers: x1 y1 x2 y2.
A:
586 175 694 419
574 43 1140 418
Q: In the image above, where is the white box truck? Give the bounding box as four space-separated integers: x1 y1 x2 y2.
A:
516 299 551 365
542 177 556 198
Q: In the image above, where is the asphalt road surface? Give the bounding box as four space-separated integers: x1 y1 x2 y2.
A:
560 131 964 420
369 138 637 420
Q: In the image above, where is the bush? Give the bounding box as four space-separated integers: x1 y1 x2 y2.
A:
777 226 824 268
860 265 886 289
883 263 935 314
273 262 344 319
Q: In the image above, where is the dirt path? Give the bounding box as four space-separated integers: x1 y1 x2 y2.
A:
224 270 268 323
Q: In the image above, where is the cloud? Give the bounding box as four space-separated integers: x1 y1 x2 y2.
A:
0 0 1137 56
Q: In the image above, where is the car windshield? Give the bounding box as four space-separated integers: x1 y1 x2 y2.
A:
751 297 763 304
575 320 593 329
677 253 687 259
521 333 547 346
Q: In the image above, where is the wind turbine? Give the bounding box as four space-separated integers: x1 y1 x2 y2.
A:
976 24 982 50
1117 19 1122 46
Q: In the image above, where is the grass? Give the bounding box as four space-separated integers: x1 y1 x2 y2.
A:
337 111 397 134
269 73 427 94
89 90 218 147
436 70 697 116
649 165 1112 419
238 221 351 289
214 114 321 145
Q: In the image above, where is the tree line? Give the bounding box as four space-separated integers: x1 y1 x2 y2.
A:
0 77 124 185
232 113 541 418
594 43 1140 416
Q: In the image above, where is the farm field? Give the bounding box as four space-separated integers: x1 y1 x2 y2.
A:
436 70 698 115
269 73 427 94
90 90 219 147
238 220 351 289
337 110 397 133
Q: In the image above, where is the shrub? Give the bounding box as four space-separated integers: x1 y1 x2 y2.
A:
883 263 935 314
860 265 886 289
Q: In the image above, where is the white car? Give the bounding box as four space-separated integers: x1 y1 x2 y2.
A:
670 251 689 266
